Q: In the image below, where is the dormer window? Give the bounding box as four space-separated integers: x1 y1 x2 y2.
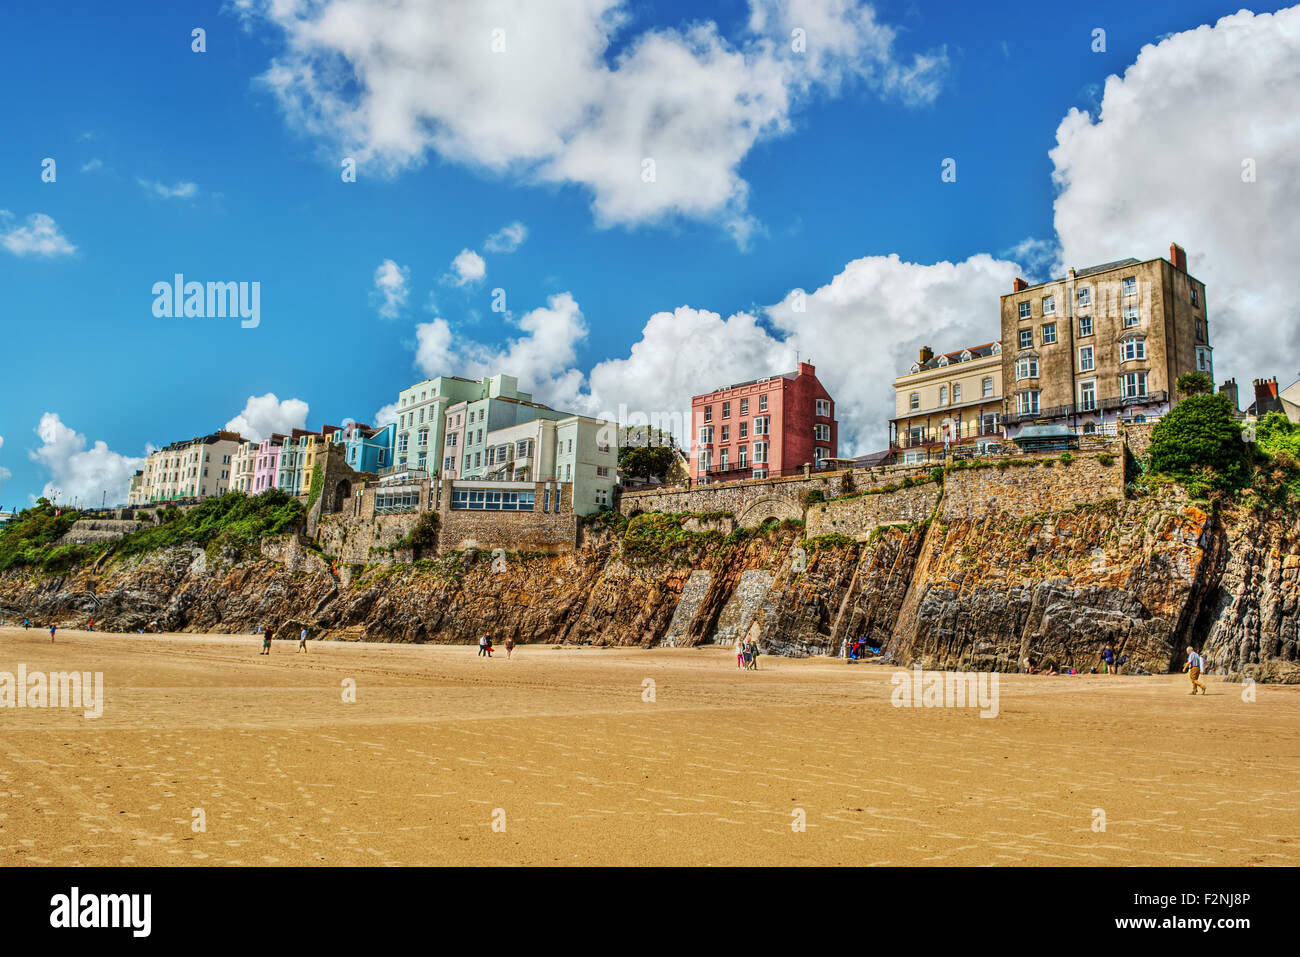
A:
937 355 949 367
960 350 972 362
909 362 920 374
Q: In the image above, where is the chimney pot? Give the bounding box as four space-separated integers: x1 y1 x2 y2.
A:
1012 277 1028 292
1170 243 1187 271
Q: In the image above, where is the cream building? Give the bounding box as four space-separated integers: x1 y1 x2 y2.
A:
229 441 257 494
890 342 1004 464
137 430 243 503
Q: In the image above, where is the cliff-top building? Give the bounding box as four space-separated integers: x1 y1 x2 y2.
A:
134 430 243 503
890 342 1004 463
1000 242 1212 438
690 361 837 482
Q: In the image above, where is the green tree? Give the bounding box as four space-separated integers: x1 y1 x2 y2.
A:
1176 371 1214 396
1148 393 1248 488
619 445 676 481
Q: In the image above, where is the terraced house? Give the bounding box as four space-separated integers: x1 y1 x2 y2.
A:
1000 242 1211 439
890 342 1004 464
132 430 243 503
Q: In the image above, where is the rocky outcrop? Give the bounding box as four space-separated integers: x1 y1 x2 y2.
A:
2 489 1298 681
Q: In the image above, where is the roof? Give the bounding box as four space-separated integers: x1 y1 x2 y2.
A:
912 341 1000 372
1012 257 1144 293
1012 424 1075 443
853 450 894 468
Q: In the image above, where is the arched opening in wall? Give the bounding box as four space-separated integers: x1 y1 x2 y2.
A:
629 509 644 518
761 516 779 527
332 479 351 513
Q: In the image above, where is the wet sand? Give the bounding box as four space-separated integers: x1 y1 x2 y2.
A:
1 626 1297 866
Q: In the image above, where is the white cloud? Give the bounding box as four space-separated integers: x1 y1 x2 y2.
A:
81 158 104 172
1001 236 1059 283
224 393 311 443
447 248 486 286
242 0 946 240
372 402 400 428
0 211 76 257
371 258 410 318
483 221 527 254
1049 7 1300 394
136 178 199 199
405 254 1014 453
27 414 145 506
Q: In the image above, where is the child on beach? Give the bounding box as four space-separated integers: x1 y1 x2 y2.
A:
737 643 746 670
261 627 273 655
505 638 515 659
298 628 309 654
49 624 56 642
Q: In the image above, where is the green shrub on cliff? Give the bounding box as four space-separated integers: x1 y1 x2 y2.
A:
620 512 722 562
1148 393 1249 490
583 508 630 534
390 511 439 552
803 533 857 552
0 498 86 571
115 490 305 562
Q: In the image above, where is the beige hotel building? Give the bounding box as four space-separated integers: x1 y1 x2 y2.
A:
890 342 1004 464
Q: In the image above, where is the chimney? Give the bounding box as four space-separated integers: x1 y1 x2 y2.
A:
797 360 815 377
1219 378 1239 412
1012 278 1028 292
1170 243 1187 272
919 346 934 364
1253 377 1282 415
1068 267 1076 279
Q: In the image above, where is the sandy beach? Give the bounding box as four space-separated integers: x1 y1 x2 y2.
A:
1 625 1297 866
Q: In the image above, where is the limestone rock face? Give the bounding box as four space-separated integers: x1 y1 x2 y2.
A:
1 497 1297 680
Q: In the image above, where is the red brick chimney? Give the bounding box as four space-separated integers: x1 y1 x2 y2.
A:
1012 278 1028 292
1253 377 1282 415
797 360 815 377
1170 243 1187 272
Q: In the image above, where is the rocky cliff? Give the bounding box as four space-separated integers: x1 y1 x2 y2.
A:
2 486 1297 681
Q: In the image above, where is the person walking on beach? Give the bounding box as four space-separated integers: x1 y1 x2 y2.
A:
88 619 94 633
23 618 30 630
1102 645 1115 675
749 639 760 671
261 626 273 656
736 641 746 670
505 637 515 659
49 623 56 642
298 627 309 654
1183 646 1207 695
478 635 488 657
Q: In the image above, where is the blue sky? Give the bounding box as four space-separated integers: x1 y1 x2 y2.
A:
2 0 1297 506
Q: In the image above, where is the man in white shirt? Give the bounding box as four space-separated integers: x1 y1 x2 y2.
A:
1183 646 1207 695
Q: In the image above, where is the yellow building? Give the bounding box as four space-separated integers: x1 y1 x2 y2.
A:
890 342 1004 463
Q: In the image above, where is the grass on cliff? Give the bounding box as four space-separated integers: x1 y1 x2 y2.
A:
0 491 306 573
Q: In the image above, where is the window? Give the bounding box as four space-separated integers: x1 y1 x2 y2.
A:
753 416 769 435
447 433 457 447
596 466 610 477
464 453 472 470
1078 316 1093 338
753 441 768 464
703 405 712 423
814 447 827 462
1078 379 1097 411
982 376 994 398
474 452 481 468
1018 301 1032 320
698 450 711 472
418 408 425 423
444 456 455 472
1122 276 1136 297
909 392 920 411
1042 295 1055 315
1122 371 1148 399
1196 346 1213 373
516 440 531 458
721 425 729 442
1191 286 1200 307
567 439 573 454
722 402 730 418
953 383 962 403
565 464 572 481
759 394 768 412
1120 337 1146 361
699 426 713 444
1196 319 1205 341
738 446 747 468
816 398 831 416
1078 345 1094 372
739 421 748 439
1016 390 1040 415
814 424 831 441
1123 305 1139 328
939 386 948 405
1077 287 1091 307
740 398 749 415
451 489 535 511
1041 323 1056 344
417 428 428 447
719 449 728 470
416 452 426 469
397 434 409 452
1018 329 1033 349
1015 356 1039 380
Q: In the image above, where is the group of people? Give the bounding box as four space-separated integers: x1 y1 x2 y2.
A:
845 638 879 661
478 635 516 658
734 639 760 670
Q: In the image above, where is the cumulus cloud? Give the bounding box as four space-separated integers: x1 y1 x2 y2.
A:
0 211 76 257
240 0 946 240
27 414 145 506
224 393 311 443
405 254 1014 453
483 221 527 254
372 402 400 428
136 178 199 199
447 248 486 286
1049 7 1300 393
371 258 410 318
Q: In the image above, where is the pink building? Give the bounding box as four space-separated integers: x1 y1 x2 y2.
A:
253 434 285 493
689 361 837 482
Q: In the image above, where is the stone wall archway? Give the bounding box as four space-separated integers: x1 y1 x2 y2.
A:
735 494 802 528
